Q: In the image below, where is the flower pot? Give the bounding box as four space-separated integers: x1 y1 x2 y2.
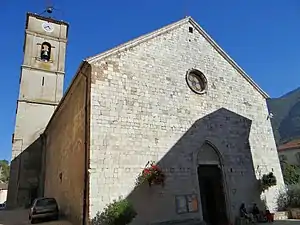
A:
139 162 166 188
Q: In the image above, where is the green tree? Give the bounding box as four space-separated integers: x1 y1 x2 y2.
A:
91 198 137 225
0 160 10 183
280 157 300 185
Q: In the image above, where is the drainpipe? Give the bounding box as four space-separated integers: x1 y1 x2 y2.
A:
82 63 90 225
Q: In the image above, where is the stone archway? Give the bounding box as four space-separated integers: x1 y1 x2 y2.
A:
197 142 228 225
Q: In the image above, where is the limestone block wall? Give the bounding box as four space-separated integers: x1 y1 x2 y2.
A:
88 20 284 224
43 70 88 225
6 138 43 208
12 102 56 159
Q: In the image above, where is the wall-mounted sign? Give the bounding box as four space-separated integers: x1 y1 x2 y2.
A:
175 194 198 214
175 196 187 214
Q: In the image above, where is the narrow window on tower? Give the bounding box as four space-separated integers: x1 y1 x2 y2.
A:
42 76 45 86
40 42 51 62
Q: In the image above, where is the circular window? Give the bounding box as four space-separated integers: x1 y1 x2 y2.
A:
186 69 208 94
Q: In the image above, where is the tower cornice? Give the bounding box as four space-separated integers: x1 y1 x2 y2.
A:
25 30 68 43
26 12 69 37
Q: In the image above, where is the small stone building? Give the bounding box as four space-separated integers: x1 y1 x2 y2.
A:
278 139 300 165
9 15 285 225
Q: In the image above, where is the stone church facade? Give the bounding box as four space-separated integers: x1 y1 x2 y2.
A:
8 13 284 225
85 17 284 224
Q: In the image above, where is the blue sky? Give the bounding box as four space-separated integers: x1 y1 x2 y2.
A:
0 0 299 160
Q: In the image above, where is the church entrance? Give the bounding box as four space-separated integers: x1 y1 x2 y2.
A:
198 165 228 225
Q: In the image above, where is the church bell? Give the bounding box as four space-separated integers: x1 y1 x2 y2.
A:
41 44 50 61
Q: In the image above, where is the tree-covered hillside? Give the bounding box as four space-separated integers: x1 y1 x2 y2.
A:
0 160 9 183
267 87 300 145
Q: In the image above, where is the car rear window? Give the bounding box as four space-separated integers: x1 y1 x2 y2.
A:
36 198 57 207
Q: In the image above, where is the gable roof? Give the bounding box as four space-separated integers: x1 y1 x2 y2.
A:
87 17 269 99
278 138 300 152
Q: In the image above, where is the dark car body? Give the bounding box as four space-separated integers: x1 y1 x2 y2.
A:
0 201 6 210
29 197 59 224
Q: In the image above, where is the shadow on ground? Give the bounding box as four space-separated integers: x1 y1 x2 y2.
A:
0 209 72 225
0 209 29 225
258 220 300 225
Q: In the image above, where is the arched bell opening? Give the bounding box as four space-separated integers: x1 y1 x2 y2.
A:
40 42 51 62
196 141 229 225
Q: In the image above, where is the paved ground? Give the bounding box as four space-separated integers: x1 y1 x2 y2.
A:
1 209 300 225
258 220 300 225
0 209 72 225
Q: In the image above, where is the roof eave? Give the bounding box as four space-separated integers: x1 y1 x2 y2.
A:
86 17 190 63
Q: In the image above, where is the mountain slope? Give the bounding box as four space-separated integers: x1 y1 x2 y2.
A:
267 88 300 145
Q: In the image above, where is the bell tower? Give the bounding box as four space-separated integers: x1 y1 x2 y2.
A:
12 12 69 158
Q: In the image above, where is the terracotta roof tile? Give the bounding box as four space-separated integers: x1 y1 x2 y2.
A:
278 139 300 152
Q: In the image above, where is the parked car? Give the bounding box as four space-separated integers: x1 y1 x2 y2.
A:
0 201 6 210
29 197 59 224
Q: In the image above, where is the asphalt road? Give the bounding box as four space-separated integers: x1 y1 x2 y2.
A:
0 209 72 225
1 209 300 225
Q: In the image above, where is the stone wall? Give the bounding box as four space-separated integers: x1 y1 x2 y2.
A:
12 13 68 160
126 109 258 224
43 66 89 225
88 19 284 224
6 137 43 208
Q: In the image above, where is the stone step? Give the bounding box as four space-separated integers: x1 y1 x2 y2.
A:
274 211 289 220
151 219 204 225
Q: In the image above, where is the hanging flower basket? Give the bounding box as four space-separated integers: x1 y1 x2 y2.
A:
135 161 166 187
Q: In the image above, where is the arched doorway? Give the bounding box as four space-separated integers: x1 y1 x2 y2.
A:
197 142 228 225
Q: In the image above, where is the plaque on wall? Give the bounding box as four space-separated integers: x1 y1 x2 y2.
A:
175 195 188 214
175 194 199 214
187 194 198 212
